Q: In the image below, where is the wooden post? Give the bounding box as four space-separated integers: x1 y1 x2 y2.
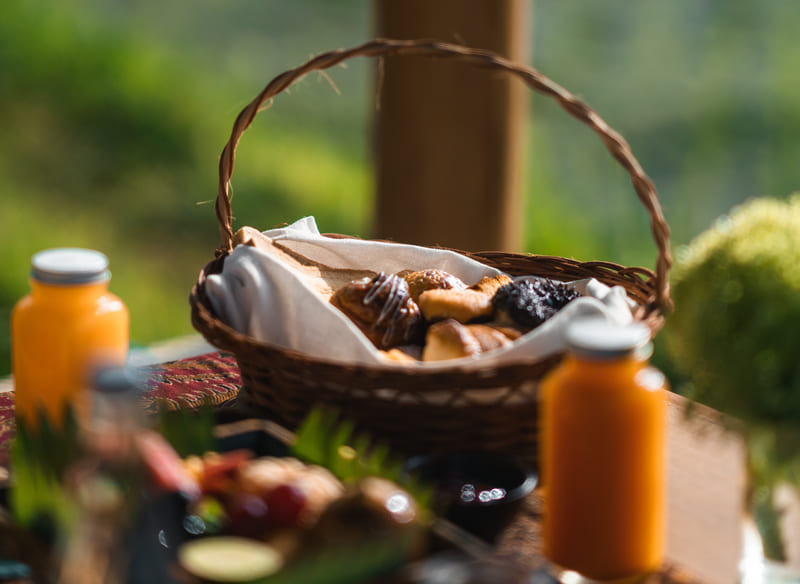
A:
373 0 529 252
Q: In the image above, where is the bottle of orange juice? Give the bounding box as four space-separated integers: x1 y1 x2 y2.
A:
11 248 129 430
540 318 667 581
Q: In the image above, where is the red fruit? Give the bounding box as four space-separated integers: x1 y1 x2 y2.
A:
200 450 253 496
226 493 271 538
265 484 308 528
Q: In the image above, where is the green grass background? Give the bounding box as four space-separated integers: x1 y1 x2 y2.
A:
2 0 799 377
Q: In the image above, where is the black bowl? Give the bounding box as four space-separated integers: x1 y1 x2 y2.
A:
403 451 537 542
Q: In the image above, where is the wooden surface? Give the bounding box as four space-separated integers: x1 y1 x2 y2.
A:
662 395 745 583
141 351 750 582
180 354 749 582
490 392 746 583
0 351 750 582
373 0 529 252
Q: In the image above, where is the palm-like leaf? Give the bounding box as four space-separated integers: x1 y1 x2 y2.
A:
291 407 433 511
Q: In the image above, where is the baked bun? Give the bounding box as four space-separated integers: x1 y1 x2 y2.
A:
417 288 494 323
402 269 466 303
331 273 424 350
422 319 482 361
466 324 514 352
493 278 580 329
422 320 512 361
483 322 527 341
380 345 423 363
469 274 513 296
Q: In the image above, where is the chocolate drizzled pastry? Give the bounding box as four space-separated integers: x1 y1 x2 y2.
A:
331 272 424 350
493 279 581 329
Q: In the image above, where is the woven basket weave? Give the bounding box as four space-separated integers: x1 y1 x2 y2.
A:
190 39 672 461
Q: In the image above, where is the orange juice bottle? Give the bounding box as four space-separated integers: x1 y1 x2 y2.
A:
11 248 129 430
540 319 667 581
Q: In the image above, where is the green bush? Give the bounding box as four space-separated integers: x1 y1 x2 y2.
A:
665 195 800 424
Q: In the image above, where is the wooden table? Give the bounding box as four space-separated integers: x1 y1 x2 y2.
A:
0 352 748 583
662 397 745 583
144 352 747 583
492 395 746 584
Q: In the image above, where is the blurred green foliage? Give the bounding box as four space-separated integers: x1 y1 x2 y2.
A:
665 195 800 423
2 0 800 380
664 195 800 563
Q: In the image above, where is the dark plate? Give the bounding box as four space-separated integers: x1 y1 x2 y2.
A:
403 451 537 542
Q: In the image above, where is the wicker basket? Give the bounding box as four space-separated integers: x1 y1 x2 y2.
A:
190 38 672 461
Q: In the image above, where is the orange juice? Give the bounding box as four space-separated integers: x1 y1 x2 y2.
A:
540 319 667 580
11 248 129 429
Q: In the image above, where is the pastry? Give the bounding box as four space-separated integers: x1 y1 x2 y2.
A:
381 345 423 363
493 278 580 329
402 269 467 303
417 288 494 323
422 320 513 361
422 319 482 361
483 322 527 341
466 324 514 352
469 274 513 296
330 273 424 350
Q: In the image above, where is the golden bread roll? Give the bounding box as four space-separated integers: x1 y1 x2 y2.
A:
417 288 494 323
466 324 513 352
380 345 423 363
469 274 513 296
402 269 467 303
483 322 527 341
422 319 482 361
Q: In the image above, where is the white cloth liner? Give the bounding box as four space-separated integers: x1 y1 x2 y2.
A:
205 217 636 372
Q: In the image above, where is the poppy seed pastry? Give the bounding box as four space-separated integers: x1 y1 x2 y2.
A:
493 279 581 329
331 273 424 350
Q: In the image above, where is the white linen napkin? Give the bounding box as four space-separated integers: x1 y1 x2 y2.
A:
205 217 636 370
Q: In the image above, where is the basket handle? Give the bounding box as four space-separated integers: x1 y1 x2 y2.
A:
215 38 672 313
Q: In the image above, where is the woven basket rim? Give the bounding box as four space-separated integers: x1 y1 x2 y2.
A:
191 37 673 376
190 246 666 379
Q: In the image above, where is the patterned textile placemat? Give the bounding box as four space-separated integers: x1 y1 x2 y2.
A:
0 393 14 464
140 350 241 412
0 351 242 461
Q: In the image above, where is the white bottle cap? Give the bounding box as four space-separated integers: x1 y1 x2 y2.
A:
31 248 111 285
565 318 651 359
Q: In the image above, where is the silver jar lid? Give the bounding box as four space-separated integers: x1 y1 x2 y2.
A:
31 248 111 285
565 318 651 360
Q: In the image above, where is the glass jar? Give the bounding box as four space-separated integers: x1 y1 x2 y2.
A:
11 248 129 429
540 319 667 580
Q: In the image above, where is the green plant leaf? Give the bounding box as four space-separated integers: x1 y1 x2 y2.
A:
10 409 80 537
290 407 433 512
156 400 218 458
